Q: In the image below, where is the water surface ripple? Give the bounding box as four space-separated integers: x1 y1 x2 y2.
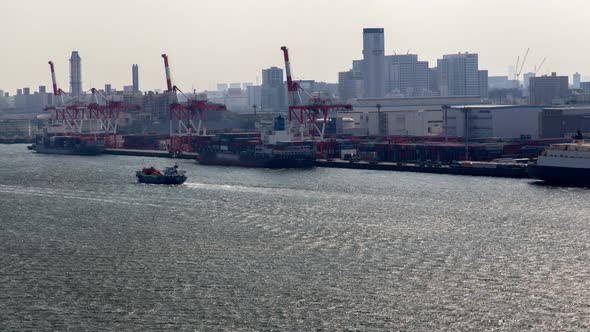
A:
1 144 590 330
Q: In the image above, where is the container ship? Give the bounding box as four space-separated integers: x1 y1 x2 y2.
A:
195 116 316 168
30 125 104 155
527 131 590 186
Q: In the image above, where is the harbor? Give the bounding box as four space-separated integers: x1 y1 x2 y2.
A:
3 1 590 329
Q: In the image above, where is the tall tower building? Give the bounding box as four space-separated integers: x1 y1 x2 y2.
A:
69 51 82 97
362 28 385 98
573 72 581 89
132 64 139 92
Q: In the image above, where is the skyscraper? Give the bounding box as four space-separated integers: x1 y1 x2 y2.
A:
69 51 82 97
437 53 480 97
523 72 535 89
362 28 385 98
573 72 581 89
132 64 139 92
478 70 488 98
261 67 285 111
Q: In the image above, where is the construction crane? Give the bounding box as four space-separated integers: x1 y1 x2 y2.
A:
281 46 352 140
514 48 530 88
534 57 547 75
161 54 226 153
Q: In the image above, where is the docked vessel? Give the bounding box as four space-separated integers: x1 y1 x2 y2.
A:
136 164 187 185
527 131 590 186
31 134 104 155
30 124 105 155
195 116 316 168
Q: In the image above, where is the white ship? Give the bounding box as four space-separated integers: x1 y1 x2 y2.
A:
528 131 590 186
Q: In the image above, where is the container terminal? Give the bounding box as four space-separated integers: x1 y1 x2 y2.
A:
24 47 578 180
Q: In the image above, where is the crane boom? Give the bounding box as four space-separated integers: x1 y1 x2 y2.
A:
161 54 173 92
516 48 530 75
48 61 59 96
281 46 297 107
535 57 547 75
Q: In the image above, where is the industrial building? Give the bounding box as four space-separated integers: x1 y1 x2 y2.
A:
337 96 483 136
445 105 543 139
338 97 544 139
539 106 590 138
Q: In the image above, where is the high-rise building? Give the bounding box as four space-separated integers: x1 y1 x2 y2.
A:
362 28 385 98
384 54 429 97
262 67 283 86
529 73 569 105
105 84 112 96
69 51 82 97
132 64 139 92
478 70 488 98
261 67 285 111
437 53 480 97
246 85 262 109
523 72 535 89
338 70 364 102
573 72 581 89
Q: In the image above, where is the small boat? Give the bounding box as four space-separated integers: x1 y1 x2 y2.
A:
136 164 187 185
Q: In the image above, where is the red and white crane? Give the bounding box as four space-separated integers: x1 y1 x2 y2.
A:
161 54 226 153
281 46 352 140
87 88 141 147
45 60 87 134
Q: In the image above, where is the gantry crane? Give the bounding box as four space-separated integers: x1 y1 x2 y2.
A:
281 46 352 140
161 54 226 153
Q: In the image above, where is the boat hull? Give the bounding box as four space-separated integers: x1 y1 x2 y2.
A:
527 164 590 187
136 173 187 185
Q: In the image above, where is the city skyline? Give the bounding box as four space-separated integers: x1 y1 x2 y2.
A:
1 0 590 93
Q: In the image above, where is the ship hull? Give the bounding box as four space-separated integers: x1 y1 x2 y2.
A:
32 145 104 156
527 164 590 187
197 154 315 168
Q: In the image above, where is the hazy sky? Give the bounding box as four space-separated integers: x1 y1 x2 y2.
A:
1 0 588 94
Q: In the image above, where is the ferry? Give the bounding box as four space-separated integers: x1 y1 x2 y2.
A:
527 131 590 187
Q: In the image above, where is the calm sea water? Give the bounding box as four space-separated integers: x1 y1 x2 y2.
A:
1 144 590 331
